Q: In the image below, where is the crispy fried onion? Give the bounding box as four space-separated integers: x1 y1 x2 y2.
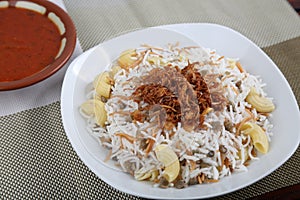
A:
203 73 228 111
131 62 220 131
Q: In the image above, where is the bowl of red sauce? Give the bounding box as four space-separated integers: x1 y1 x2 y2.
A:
0 0 76 90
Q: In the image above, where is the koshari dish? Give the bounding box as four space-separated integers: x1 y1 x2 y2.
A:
0 7 61 82
79 44 275 188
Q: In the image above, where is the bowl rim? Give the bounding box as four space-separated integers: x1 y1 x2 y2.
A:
0 0 77 91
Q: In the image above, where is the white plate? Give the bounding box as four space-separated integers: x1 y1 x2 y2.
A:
61 24 300 199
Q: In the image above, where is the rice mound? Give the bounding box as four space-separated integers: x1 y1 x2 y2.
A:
80 44 274 188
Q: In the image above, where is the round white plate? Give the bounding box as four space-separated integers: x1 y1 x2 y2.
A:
61 24 300 199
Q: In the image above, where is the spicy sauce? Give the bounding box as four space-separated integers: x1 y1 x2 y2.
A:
0 7 61 82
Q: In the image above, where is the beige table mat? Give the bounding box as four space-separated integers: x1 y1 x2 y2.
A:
1 0 299 199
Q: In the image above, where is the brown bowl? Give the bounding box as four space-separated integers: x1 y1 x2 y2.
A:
0 0 76 91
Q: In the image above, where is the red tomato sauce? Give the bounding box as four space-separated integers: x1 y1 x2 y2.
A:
0 7 61 82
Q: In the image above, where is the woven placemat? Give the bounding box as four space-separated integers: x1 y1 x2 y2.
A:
1 0 299 199
68 0 300 50
0 101 299 199
0 102 138 200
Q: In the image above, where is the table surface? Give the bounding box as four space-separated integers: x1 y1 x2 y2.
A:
1 0 300 199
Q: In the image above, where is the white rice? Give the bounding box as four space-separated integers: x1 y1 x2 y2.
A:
80 44 275 187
